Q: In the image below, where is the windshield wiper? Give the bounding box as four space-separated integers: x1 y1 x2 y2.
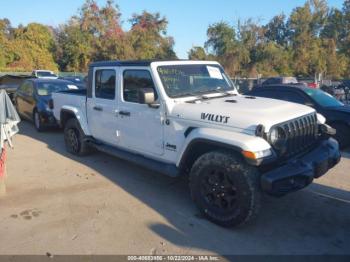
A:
173 89 236 100
201 89 236 99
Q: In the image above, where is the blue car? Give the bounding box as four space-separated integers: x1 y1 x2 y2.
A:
14 78 80 131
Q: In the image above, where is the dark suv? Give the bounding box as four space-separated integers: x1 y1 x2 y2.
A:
249 85 350 149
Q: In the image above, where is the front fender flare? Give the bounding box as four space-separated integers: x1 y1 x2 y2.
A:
176 127 272 167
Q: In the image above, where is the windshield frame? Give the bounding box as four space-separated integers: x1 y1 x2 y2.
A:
155 63 236 99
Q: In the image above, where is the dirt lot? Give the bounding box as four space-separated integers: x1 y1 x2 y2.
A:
0 121 349 255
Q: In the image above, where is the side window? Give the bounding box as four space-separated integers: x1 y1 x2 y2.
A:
95 69 116 99
18 82 27 93
123 70 157 103
20 82 33 96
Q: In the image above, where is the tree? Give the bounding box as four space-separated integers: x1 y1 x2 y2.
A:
55 1 176 71
188 46 207 60
128 11 176 59
205 22 237 57
264 14 288 46
8 23 58 71
0 19 12 69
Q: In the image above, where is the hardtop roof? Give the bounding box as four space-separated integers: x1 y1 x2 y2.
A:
89 59 217 68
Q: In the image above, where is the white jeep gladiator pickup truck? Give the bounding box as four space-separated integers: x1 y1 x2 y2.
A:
52 60 341 227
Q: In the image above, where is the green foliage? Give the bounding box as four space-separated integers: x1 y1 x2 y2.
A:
55 1 176 71
0 21 58 71
3 0 350 78
194 0 350 79
0 0 177 72
188 46 207 60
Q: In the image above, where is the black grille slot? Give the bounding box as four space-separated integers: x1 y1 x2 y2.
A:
279 114 318 158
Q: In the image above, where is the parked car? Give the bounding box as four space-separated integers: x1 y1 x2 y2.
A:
337 80 350 102
52 60 340 227
248 84 350 148
58 76 86 89
14 79 79 131
261 77 299 86
297 78 319 88
32 70 58 79
321 84 346 102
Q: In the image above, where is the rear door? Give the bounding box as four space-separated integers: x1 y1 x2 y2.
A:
117 68 164 156
86 67 119 145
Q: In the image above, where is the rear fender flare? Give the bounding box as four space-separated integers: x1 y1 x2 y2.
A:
60 106 91 136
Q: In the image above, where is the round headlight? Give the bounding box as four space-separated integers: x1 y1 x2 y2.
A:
269 126 287 150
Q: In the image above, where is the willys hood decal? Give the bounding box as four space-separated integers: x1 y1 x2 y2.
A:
170 95 315 133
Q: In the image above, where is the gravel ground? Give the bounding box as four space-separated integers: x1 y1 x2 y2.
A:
0 121 349 255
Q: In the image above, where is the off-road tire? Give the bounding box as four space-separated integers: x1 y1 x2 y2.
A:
189 150 261 227
64 118 92 156
332 122 350 149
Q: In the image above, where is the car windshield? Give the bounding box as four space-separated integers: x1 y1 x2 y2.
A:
157 64 235 98
304 88 343 107
37 71 57 77
37 82 78 96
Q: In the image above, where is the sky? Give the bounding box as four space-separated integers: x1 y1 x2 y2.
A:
0 0 345 58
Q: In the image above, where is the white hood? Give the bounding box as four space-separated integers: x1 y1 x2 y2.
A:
170 95 316 134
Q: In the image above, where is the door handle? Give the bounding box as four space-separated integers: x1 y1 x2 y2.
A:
119 111 131 117
93 106 103 111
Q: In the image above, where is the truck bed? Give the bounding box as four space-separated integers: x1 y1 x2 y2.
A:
52 89 87 122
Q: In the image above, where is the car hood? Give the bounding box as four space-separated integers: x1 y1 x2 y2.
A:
170 95 316 134
327 105 350 113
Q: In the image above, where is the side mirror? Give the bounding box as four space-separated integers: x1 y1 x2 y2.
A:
138 88 159 108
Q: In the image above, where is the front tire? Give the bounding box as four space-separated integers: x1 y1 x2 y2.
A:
64 118 91 156
189 151 261 227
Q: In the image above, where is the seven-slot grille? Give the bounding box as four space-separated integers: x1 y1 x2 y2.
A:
279 113 318 157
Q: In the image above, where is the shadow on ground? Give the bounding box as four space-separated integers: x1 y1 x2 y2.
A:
15 121 350 255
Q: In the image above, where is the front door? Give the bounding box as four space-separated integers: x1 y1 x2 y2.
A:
16 81 35 119
86 67 119 145
117 68 164 156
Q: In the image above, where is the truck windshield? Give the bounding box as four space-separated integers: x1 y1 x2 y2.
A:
157 64 235 98
304 88 343 107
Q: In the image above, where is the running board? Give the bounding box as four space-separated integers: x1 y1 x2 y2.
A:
88 141 180 178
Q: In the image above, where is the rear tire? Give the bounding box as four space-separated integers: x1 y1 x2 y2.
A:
331 122 350 149
64 118 92 156
189 150 261 227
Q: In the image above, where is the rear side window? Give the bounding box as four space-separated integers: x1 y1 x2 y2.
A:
95 69 116 99
19 81 34 96
123 70 157 103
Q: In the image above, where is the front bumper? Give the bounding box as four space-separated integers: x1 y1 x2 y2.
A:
39 111 58 127
260 138 341 196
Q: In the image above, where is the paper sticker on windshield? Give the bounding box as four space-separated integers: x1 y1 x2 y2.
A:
67 85 78 90
207 66 223 79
